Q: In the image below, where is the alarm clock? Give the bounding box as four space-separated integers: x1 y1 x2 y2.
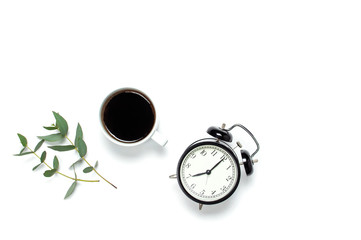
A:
170 123 260 210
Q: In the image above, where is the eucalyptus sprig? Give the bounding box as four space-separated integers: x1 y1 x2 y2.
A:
15 133 99 199
14 111 117 199
40 112 117 189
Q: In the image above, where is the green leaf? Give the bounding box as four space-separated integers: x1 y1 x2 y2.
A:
34 139 45 152
40 151 46 163
53 156 59 170
38 133 63 142
17 133 27 147
32 163 42 171
14 152 33 156
64 181 77 199
48 145 75 151
52 111 68 136
43 126 57 130
20 146 26 154
69 158 83 169
83 166 93 173
74 123 83 148
43 169 57 177
77 138 87 157
73 166 77 180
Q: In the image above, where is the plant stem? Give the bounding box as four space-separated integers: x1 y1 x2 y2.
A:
65 135 117 189
27 146 99 183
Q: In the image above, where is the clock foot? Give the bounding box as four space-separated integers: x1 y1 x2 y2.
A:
199 204 203 210
169 174 177 179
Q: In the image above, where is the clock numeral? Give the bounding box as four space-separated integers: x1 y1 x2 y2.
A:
185 163 191 168
200 190 205 196
190 153 196 159
226 176 232 181
220 155 227 161
211 150 217 156
191 183 196 189
226 165 232 170
221 185 227 192
211 190 216 195
200 150 207 156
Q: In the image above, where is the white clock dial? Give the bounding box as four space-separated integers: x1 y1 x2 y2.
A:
179 143 240 203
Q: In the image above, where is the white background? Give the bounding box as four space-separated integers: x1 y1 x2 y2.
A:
1 1 360 239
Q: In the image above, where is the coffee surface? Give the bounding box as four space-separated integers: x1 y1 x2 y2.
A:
103 91 155 142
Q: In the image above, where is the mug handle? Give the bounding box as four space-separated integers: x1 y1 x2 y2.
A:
151 130 168 147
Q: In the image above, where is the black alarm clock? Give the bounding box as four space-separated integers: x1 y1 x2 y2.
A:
170 123 260 210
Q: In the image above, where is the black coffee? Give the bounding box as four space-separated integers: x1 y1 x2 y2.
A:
102 90 155 143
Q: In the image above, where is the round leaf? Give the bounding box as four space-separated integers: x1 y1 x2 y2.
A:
64 181 77 199
17 133 27 147
32 163 42 171
40 151 47 163
38 133 63 142
53 156 59 170
43 169 57 177
43 126 57 130
77 138 87 157
48 145 75 152
74 123 83 148
34 139 45 152
20 147 26 154
52 111 68 136
13 151 33 156
69 159 83 169
83 166 93 173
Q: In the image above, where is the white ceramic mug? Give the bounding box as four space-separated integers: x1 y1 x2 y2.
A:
100 87 167 147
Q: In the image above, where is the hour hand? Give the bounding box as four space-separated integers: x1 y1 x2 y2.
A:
191 171 207 177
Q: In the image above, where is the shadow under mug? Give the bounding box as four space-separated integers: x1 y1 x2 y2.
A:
100 87 167 147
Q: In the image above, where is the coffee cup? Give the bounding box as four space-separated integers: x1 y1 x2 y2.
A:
100 87 167 147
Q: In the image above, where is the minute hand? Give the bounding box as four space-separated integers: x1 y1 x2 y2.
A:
210 159 224 172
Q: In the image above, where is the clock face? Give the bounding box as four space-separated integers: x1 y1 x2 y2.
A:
177 141 241 205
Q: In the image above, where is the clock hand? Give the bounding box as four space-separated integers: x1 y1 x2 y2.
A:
209 159 224 172
192 160 224 177
191 171 207 177
192 159 225 177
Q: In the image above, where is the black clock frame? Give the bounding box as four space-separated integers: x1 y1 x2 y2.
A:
176 138 241 205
